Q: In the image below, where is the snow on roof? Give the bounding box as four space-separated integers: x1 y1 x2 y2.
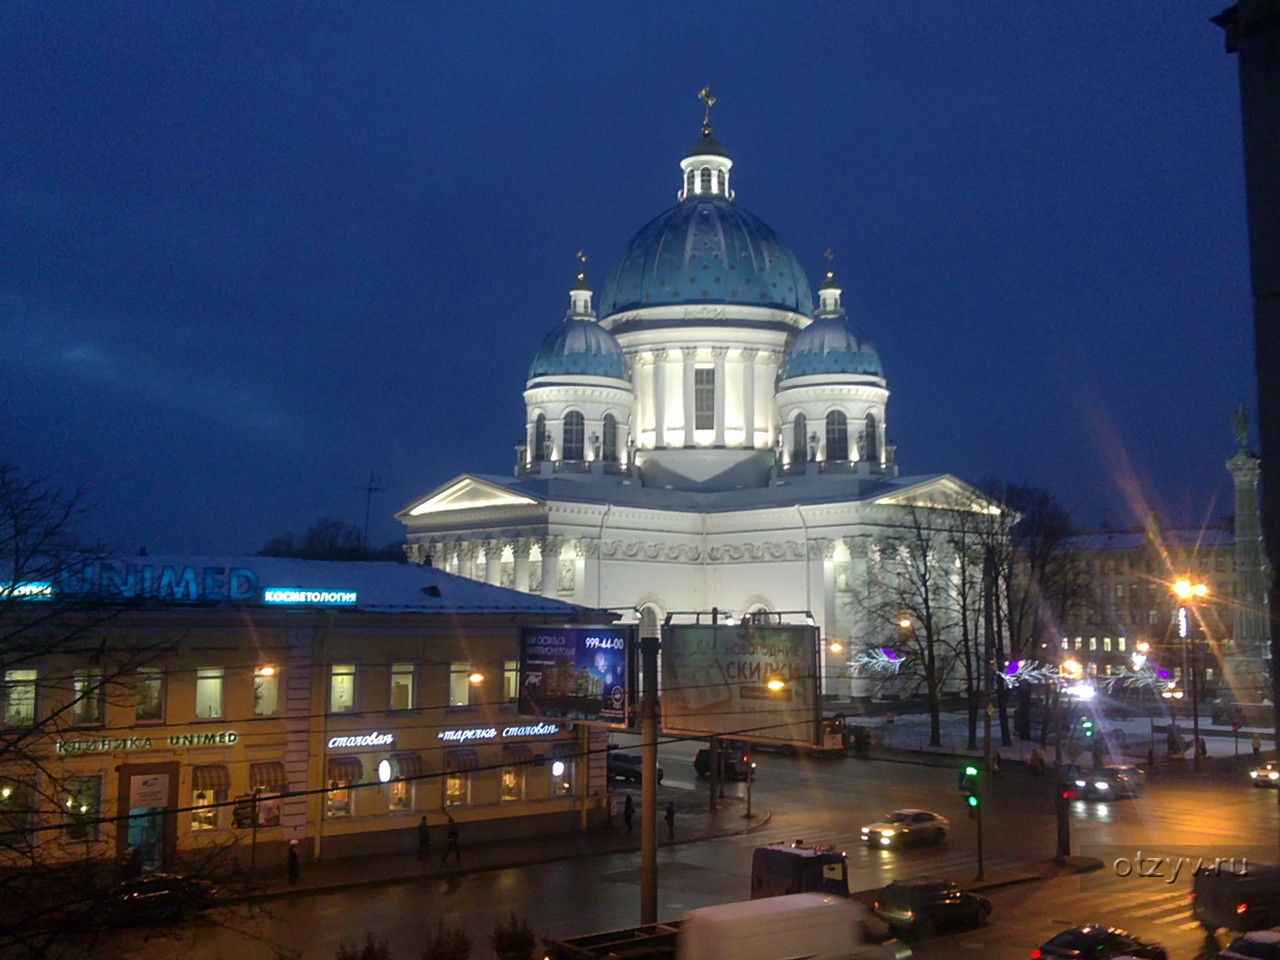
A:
1063 529 1234 553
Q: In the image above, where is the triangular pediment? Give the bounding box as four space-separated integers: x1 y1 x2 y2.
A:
872 475 1003 515
398 476 541 518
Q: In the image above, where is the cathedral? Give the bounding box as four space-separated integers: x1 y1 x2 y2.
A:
399 96 995 697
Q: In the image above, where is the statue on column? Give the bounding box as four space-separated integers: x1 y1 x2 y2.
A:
855 431 867 460
627 433 637 467
808 432 820 462
1233 403 1249 451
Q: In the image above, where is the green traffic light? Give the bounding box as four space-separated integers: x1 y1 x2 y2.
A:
963 765 978 776
966 795 978 807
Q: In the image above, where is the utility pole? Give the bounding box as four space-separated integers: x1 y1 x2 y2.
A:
356 472 385 556
640 635 659 924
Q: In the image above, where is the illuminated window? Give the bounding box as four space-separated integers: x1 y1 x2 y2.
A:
699 167 711 192
792 415 807 465
63 776 101 840
329 663 356 713
1088 638 1097 651
445 772 469 807
390 662 415 710
1117 638 1126 652
534 414 547 461
390 779 413 812
0 778 36 843
191 788 223 831
550 759 573 795
1148 609 1159 624
72 670 104 726
1060 638 1069 650
501 765 524 802
603 414 618 463
694 368 714 430
254 666 279 716
1115 584 1125 599
326 781 352 818
825 410 848 461
563 411 585 461
4 669 37 727
449 662 473 707
136 668 163 722
864 413 879 460
504 660 519 702
1103 638 1112 652
194 667 224 720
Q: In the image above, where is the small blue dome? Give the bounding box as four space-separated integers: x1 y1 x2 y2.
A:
779 315 883 379
528 319 630 381
599 197 813 318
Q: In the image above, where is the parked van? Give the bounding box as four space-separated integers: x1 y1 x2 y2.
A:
679 894 910 960
1192 862 1280 932
751 841 848 899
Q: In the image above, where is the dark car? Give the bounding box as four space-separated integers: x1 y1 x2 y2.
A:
67 874 218 930
1032 924 1167 959
607 751 663 783
872 876 991 937
693 748 755 780
1074 765 1145 800
1221 931 1280 960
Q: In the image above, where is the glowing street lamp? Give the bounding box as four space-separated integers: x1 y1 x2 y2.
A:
1172 578 1208 773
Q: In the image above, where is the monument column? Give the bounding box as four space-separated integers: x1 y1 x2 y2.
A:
1228 433 1270 679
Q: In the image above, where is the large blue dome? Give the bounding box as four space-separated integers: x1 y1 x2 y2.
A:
779 315 883 380
598 198 814 318
528 318 630 381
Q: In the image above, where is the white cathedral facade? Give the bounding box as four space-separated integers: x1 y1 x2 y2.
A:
398 110 996 698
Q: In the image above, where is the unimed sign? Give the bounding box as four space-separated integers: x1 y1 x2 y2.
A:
660 623 817 745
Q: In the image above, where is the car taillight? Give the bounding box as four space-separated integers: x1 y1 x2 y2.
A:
1238 903 1249 914
873 901 879 910
1189 892 1195 901
1030 951 1041 959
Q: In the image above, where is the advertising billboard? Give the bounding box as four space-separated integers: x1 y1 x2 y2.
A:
660 623 817 745
518 625 630 726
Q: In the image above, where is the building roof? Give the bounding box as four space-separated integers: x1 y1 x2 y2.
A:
1062 529 1235 553
528 317 630 381
36 555 606 617
779 314 883 379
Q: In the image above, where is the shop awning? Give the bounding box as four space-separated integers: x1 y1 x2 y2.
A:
550 742 579 759
327 756 364 783
389 752 424 780
249 761 288 792
445 749 480 772
501 743 534 764
191 764 230 792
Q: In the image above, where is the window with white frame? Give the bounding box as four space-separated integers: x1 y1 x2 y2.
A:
825 411 848 461
390 662 415 710
135 668 163 722
694 368 714 430
4 669 37 727
72 670 104 725
563 411 585 461
603 414 618 462
503 660 519 702
194 667 224 720
792 415 807 464
254 666 279 716
449 662 472 707
329 663 356 713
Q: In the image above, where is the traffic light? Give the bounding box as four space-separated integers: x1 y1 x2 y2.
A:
1081 717 1095 739
960 764 979 818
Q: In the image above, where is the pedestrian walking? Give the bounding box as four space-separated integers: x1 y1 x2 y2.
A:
623 795 635 836
287 839 300 885
417 816 431 860
1196 736 1208 759
989 750 1001 775
1254 733 1263 759
1028 748 1042 775
664 801 675 841
1147 745 1156 778
442 813 461 864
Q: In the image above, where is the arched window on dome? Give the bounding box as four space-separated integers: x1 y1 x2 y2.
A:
563 412 585 461
602 414 618 463
534 415 548 461
792 414 807 466
826 411 849 462
685 169 696 196
864 413 879 462
699 167 712 194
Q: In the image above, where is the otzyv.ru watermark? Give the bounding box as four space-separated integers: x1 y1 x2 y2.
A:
1110 851 1248 884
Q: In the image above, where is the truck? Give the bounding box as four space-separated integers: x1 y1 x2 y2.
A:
1192 861 1280 932
750 841 848 899
542 893 910 960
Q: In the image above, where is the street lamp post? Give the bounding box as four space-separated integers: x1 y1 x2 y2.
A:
1173 578 1208 774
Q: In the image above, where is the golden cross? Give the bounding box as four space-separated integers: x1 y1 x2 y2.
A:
576 249 587 282
824 248 834 279
698 86 716 135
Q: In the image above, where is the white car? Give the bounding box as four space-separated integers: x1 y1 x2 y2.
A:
1250 761 1280 787
860 808 949 847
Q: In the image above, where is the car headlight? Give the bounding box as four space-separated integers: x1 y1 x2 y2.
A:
1093 782 1109 790
1075 780 1086 787
880 829 896 837
861 826 870 834
879 837 892 846
1252 771 1259 778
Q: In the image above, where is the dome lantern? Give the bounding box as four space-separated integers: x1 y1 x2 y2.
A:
568 250 595 320
678 87 733 202
816 249 845 319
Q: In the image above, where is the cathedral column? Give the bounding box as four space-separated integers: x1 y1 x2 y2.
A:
712 346 727 447
512 538 532 593
459 542 477 581
485 540 504 586
539 536 562 598
741 347 758 448
682 346 698 447
652 349 667 448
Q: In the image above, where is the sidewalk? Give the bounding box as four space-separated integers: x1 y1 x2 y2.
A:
241 794 772 902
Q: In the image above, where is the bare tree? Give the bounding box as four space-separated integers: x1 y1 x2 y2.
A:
258 517 369 560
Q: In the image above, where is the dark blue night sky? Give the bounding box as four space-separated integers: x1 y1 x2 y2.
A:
1 3 1255 554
